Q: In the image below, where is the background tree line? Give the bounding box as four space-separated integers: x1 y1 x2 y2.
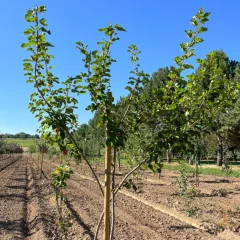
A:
74 49 240 167
0 132 40 139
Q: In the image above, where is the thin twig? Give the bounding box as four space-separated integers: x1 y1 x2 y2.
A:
114 158 147 195
94 212 104 240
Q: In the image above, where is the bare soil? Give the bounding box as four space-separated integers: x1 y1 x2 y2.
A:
1 154 239 239
60 160 240 239
42 158 218 240
0 155 61 239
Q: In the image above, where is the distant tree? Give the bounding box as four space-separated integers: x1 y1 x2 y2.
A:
195 50 240 166
75 111 105 158
16 132 28 139
34 134 40 139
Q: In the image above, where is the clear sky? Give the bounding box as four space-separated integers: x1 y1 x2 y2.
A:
1 0 239 134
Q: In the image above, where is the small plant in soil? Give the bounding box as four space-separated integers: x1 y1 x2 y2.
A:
175 160 189 197
185 201 200 217
123 178 139 192
51 164 73 239
222 164 232 182
175 160 203 217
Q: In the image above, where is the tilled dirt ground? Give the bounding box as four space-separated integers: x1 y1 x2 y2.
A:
74 162 240 238
0 155 61 240
42 159 219 240
1 154 239 239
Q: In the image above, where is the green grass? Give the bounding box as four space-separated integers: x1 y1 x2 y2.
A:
163 164 240 178
199 160 240 166
160 159 240 166
4 138 39 147
92 156 240 177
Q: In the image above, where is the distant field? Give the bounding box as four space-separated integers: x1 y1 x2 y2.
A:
4 138 39 147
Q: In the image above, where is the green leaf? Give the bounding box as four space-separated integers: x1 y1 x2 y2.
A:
193 37 203 44
45 42 54 47
39 6 46 13
125 86 132 92
24 28 33 35
182 63 194 69
40 18 48 26
21 42 33 48
185 30 193 38
198 27 208 34
203 12 211 18
187 82 193 89
179 97 185 103
80 48 88 55
114 24 126 32
196 58 203 64
174 56 182 65
25 11 34 22
180 43 187 52
190 19 198 27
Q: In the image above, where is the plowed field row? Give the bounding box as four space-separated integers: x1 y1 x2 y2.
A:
1 155 239 239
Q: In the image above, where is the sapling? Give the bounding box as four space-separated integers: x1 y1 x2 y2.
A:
51 164 73 239
175 160 189 197
22 6 227 240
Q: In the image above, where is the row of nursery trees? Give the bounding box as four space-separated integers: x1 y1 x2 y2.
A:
0 139 23 154
22 6 240 240
75 51 240 167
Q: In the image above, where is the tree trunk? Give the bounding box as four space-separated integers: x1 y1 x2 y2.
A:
118 160 121 172
40 153 44 178
118 152 121 172
231 149 237 162
217 136 223 166
37 152 40 175
167 150 172 163
103 128 111 240
189 155 194 165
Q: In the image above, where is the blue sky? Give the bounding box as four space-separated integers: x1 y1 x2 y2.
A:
1 0 240 134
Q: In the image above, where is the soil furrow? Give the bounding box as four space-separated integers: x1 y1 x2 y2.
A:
0 157 28 239
42 160 217 239
0 155 22 173
0 156 61 240
25 160 60 239
0 157 22 192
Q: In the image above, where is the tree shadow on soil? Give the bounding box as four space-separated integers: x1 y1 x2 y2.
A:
12 178 28 182
70 178 90 184
0 194 27 201
200 179 230 184
7 185 28 191
40 170 49 180
168 225 195 230
0 215 58 239
0 159 21 172
0 219 27 234
64 199 95 239
27 213 58 238
149 183 165 186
